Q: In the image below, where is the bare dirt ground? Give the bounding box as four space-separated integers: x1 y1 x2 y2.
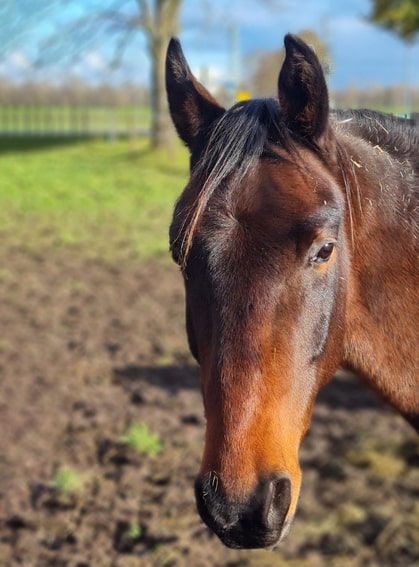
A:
0 246 418 567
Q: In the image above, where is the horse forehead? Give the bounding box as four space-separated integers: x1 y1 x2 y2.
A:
248 157 339 208
197 157 341 289
202 157 339 243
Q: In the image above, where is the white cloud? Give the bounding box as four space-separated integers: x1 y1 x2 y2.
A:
7 50 32 70
83 51 106 71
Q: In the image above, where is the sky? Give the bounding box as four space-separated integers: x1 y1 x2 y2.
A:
0 0 417 91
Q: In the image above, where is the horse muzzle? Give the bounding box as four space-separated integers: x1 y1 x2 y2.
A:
194 472 292 549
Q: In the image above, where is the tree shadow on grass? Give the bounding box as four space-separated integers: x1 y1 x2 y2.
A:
0 135 89 154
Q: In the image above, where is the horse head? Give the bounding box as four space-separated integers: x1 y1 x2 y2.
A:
166 34 350 549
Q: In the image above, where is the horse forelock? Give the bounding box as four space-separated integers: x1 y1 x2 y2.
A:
174 98 298 266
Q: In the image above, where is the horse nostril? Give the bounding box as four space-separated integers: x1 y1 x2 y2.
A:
265 473 292 532
195 474 238 534
243 473 291 534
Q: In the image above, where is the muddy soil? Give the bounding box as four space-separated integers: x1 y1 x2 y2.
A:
0 247 418 567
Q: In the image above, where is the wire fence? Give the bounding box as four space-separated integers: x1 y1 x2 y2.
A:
0 105 150 137
0 105 416 139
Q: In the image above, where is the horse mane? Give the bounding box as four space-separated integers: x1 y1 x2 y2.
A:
195 98 296 181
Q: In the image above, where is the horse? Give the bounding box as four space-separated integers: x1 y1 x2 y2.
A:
165 34 418 550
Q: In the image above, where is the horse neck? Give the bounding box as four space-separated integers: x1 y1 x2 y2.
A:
336 131 419 421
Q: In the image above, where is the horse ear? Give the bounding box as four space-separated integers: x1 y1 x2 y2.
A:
278 34 329 142
166 38 225 150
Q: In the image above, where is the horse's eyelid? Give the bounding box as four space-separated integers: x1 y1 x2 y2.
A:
307 240 337 264
319 238 338 247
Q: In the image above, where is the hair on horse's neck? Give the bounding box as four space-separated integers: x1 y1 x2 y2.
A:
335 109 419 162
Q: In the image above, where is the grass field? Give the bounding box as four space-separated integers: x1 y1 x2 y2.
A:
0 136 189 262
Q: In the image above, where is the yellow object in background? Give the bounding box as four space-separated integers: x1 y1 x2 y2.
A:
236 90 251 101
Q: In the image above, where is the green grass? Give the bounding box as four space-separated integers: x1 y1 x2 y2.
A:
119 423 163 456
48 467 83 495
125 522 142 540
0 136 188 262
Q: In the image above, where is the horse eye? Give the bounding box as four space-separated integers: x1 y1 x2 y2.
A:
314 242 335 264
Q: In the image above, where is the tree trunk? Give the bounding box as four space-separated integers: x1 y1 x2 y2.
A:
147 0 182 150
150 33 172 149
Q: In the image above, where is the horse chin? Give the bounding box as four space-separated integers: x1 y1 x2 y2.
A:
215 512 296 551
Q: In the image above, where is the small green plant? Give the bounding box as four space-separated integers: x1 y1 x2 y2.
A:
120 423 163 456
48 467 83 495
125 522 142 540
